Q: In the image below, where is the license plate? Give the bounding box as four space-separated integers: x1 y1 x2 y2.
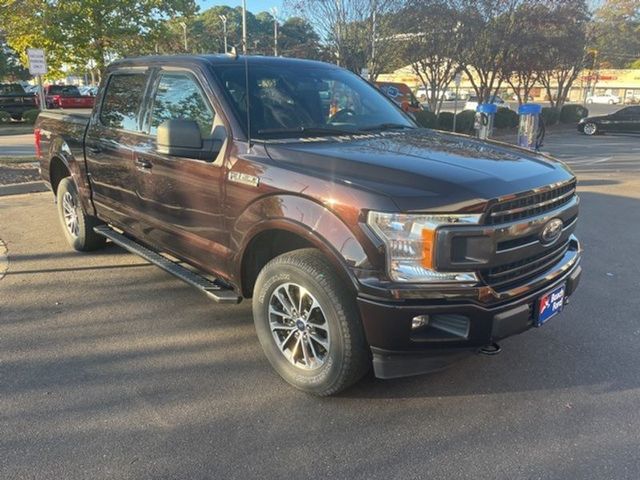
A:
535 283 566 326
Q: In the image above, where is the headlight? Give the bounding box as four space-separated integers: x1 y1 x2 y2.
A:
367 211 480 283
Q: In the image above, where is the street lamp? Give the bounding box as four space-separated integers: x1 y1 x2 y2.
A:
219 15 228 53
270 7 278 56
179 22 188 52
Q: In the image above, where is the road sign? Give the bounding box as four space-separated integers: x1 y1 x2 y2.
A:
27 48 47 75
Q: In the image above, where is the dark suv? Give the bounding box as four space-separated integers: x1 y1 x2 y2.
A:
35 55 582 395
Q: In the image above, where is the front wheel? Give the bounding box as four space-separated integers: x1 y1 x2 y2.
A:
56 177 106 251
582 122 598 136
252 249 369 396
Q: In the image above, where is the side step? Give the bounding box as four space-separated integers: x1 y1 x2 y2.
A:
94 225 241 304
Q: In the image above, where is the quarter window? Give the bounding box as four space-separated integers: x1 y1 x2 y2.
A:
149 72 214 137
100 73 147 131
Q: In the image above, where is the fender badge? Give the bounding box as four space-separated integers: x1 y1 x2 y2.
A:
228 171 259 187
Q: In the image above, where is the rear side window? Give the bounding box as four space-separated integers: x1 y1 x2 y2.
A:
100 73 147 131
149 72 214 137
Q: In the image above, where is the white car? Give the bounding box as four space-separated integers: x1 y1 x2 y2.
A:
586 93 620 105
416 88 457 102
464 95 508 111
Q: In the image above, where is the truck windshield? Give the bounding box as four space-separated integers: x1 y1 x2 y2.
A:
213 63 415 139
48 85 81 96
0 84 26 95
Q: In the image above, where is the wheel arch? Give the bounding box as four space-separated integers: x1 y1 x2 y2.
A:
234 195 374 299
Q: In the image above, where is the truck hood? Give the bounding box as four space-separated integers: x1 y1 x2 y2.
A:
264 129 574 212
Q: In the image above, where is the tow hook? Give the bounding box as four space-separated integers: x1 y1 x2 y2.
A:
478 342 502 356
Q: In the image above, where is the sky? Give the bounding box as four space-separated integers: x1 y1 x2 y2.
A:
197 1 287 14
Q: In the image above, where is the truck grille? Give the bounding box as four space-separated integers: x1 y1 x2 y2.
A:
487 180 576 225
480 240 570 291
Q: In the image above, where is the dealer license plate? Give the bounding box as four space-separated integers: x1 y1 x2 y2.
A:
535 283 566 326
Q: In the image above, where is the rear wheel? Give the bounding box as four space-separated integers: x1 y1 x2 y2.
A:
583 122 598 136
56 177 106 251
252 248 369 396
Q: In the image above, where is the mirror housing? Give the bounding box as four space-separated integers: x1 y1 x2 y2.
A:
157 119 204 159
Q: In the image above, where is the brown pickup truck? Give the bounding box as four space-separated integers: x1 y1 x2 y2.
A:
35 55 582 395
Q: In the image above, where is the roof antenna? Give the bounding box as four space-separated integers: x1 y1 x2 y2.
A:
227 45 251 149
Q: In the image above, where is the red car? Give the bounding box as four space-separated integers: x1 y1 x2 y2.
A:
44 85 95 109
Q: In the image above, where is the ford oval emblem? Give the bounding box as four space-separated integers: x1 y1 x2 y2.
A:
540 218 563 245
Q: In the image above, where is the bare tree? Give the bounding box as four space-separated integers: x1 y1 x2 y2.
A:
536 0 590 108
457 0 523 103
395 0 464 113
286 0 405 76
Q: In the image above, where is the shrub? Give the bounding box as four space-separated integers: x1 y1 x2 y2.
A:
22 109 41 125
437 111 454 131
0 111 11 124
560 104 589 124
414 110 438 129
494 107 519 129
455 110 476 133
541 107 559 126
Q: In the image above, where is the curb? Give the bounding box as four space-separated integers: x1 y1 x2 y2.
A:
0 181 48 196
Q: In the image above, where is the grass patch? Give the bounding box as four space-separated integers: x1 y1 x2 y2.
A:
0 156 38 164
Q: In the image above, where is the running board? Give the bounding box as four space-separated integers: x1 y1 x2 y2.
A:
94 225 241 304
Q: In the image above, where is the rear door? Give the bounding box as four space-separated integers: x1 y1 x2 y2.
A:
85 68 152 232
131 67 228 271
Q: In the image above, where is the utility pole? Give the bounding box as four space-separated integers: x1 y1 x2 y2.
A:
242 0 247 55
219 15 228 53
180 22 188 52
270 7 278 56
370 2 376 78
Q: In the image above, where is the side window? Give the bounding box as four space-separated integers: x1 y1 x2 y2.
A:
100 73 147 131
149 72 214 137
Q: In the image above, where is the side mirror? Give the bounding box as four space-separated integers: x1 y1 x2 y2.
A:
157 119 204 159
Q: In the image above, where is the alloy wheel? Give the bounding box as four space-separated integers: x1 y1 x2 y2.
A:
62 191 80 238
583 123 597 136
268 282 330 370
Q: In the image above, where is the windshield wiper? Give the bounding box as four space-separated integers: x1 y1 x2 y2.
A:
359 123 415 132
257 126 357 137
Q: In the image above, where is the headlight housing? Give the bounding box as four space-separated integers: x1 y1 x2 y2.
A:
367 211 480 283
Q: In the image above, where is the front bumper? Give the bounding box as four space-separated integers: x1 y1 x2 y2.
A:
357 247 582 379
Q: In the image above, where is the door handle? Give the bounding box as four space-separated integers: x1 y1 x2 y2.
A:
135 157 153 172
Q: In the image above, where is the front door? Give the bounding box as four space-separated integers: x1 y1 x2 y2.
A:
132 69 228 273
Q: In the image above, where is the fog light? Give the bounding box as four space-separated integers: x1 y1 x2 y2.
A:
411 315 430 330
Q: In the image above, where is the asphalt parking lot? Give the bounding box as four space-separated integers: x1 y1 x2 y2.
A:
1 130 639 479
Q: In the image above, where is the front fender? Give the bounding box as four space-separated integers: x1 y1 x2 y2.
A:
232 194 376 292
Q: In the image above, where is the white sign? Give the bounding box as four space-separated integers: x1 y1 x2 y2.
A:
27 48 48 75
454 73 462 87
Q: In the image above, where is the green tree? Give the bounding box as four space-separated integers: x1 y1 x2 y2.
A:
1 0 197 80
591 0 640 68
0 36 30 81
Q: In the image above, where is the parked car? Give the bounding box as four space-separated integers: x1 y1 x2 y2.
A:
416 88 457 102
374 81 427 113
585 93 620 105
78 86 98 97
578 105 640 135
35 55 582 395
464 95 508 111
44 85 95 109
623 95 639 105
0 83 38 120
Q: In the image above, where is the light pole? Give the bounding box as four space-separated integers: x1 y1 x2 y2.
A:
270 7 278 56
219 15 228 53
242 0 247 55
179 22 188 52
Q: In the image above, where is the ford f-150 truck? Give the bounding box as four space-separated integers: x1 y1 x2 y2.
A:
0 83 38 119
35 55 582 396
44 85 95 109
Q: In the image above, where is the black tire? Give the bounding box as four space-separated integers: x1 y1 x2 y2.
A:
56 177 106 251
252 248 369 396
